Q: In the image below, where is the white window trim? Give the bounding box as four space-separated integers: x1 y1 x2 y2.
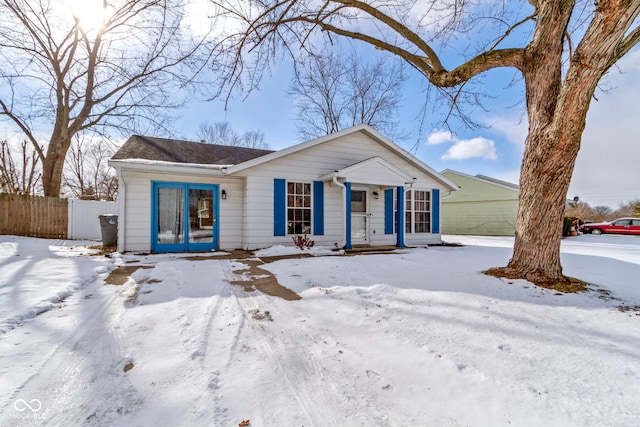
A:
286 180 313 235
404 189 432 234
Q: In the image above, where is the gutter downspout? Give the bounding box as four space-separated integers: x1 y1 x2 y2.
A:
332 173 347 248
404 177 417 194
441 188 457 200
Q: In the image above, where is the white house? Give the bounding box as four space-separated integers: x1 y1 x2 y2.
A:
109 125 458 253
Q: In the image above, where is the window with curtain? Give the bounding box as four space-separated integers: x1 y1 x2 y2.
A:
287 182 312 234
404 189 431 233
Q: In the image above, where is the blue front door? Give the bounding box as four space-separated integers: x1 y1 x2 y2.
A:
152 182 219 252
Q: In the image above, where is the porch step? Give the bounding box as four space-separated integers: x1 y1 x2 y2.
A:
345 245 403 254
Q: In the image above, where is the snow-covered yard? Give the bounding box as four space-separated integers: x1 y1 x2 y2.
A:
0 234 638 426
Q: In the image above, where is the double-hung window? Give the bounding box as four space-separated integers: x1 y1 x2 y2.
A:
405 189 431 233
287 182 312 234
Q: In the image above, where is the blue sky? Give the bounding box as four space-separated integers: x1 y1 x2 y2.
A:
2 0 635 209
30 0 625 210
176 43 640 210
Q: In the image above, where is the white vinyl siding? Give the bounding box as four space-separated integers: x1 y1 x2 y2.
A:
238 131 445 249
115 129 450 252
117 169 244 252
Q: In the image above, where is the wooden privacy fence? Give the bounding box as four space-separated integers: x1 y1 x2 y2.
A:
0 194 68 239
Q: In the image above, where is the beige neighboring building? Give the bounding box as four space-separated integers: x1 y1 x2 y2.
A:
440 169 519 236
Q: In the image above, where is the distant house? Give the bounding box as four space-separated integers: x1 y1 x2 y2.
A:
109 125 458 253
440 169 519 236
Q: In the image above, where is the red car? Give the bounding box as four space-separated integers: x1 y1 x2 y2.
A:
580 217 640 235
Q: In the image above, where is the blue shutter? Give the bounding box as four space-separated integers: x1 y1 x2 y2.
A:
384 188 394 234
396 187 405 247
313 181 324 235
274 179 286 236
432 189 440 233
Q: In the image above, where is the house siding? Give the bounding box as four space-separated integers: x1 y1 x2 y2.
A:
441 199 517 236
441 171 518 236
237 131 446 249
113 128 453 252
117 169 244 252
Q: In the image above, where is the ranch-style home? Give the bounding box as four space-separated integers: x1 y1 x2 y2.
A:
108 124 458 253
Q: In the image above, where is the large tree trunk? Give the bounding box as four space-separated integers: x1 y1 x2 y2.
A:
501 127 582 283
491 1 639 286
489 99 588 285
490 0 579 284
41 135 72 197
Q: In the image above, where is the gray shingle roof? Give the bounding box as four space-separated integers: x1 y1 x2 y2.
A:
111 135 274 165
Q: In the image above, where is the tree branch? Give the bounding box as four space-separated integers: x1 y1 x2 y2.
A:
609 24 640 70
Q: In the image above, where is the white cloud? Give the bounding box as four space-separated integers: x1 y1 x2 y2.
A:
488 114 528 150
426 129 455 145
427 129 497 160
442 137 497 160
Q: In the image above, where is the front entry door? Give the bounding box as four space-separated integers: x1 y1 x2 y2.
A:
152 182 219 252
351 189 368 244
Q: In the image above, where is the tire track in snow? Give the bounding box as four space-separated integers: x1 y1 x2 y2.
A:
0 264 112 335
226 281 317 426
179 263 246 426
115 258 244 426
260 298 398 426
1 277 143 426
223 260 318 424
224 259 390 426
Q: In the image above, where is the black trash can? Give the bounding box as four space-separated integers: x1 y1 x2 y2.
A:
98 214 118 246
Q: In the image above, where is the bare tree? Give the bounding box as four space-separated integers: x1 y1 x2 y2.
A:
565 200 594 221
291 50 406 141
566 198 639 222
592 205 614 220
0 139 41 195
214 0 640 286
0 0 215 197
611 198 640 218
62 134 118 201
241 129 269 149
197 121 269 149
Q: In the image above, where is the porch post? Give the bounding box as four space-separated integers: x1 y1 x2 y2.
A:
396 186 405 247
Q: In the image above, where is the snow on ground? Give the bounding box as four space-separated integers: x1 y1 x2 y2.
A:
254 244 343 257
0 238 111 334
0 234 638 426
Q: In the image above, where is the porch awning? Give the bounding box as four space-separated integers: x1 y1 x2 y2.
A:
318 156 415 187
